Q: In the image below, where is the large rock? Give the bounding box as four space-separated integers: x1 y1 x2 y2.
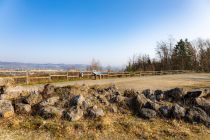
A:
195 98 210 116
185 107 210 127
171 104 186 119
0 86 5 95
70 95 85 106
183 90 203 104
41 84 55 99
142 89 151 98
139 108 157 119
144 101 160 111
40 96 60 107
0 78 16 88
24 91 43 106
154 90 164 101
97 95 109 106
184 90 202 99
135 94 149 112
38 106 63 119
124 89 138 97
15 103 31 114
0 90 30 100
0 100 14 118
164 88 184 101
87 105 105 118
159 106 172 118
62 107 84 121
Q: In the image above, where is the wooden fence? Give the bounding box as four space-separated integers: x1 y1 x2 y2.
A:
0 70 193 85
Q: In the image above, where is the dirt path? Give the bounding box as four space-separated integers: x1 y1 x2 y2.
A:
51 73 210 90
12 73 210 93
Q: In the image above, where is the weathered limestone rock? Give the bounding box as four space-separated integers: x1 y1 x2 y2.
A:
0 78 16 88
0 100 14 118
145 101 160 111
171 104 186 119
159 106 172 118
164 88 184 101
62 107 84 121
42 84 55 99
154 90 164 101
139 108 157 119
185 107 210 127
135 94 150 112
15 103 31 114
40 96 60 106
88 105 105 118
70 95 85 106
195 97 210 116
38 106 63 119
24 91 43 106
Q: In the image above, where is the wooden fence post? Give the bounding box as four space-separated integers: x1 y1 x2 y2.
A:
26 71 29 85
49 74 52 82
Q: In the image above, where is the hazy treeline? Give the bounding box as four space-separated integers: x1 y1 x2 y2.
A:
125 38 210 72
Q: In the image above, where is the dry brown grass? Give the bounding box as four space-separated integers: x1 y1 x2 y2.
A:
0 113 209 140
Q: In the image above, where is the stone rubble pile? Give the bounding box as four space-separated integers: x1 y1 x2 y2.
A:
0 82 210 127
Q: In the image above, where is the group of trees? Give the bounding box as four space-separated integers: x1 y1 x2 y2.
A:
125 38 210 72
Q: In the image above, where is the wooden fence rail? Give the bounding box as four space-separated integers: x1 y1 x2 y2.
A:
0 70 194 85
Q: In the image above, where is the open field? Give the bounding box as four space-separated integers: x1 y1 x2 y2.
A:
50 73 210 90
0 73 210 140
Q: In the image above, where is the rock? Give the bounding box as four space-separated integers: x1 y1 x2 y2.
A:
70 95 85 106
88 105 105 118
0 86 5 95
62 107 83 121
124 89 138 97
185 107 210 127
15 103 31 114
145 101 160 111
24 91 43 106
40 96 60 106
109 105 118 113
171 104 186 119
203 89 210 100
148 94 156 101
183 90 202 101
0 90 30 100
164 88 184 101
42 84 55 99
97 95 109 106
195 98 210 116
142 89 151 98
135 94 150 111
38 106 63 119
159 106 172 118
154 90 164 101
0 78 16 88
0 100 14 118
115 95 125 103
139 108 156 119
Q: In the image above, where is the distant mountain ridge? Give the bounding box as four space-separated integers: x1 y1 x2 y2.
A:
0 61 89 70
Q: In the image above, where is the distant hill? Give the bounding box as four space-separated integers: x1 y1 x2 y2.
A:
0 61 89 70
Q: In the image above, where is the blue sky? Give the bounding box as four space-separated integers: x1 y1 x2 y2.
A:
0 0 210 66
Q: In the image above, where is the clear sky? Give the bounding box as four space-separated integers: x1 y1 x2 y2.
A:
0 0 210 66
